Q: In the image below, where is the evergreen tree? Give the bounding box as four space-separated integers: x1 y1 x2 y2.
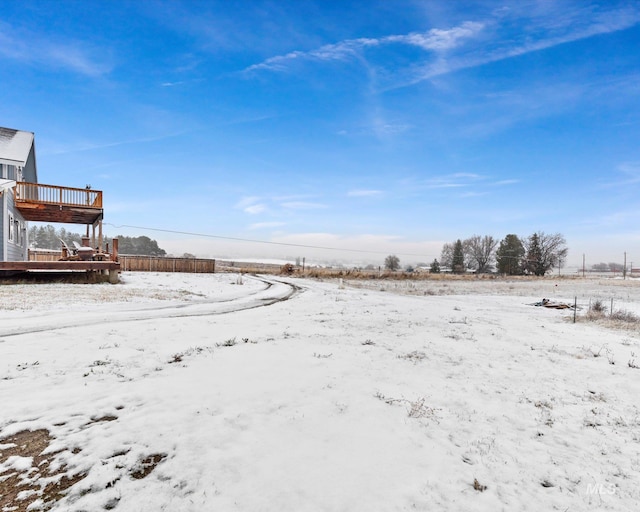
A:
524 232 544 275
28 224 167 256
117 235 166 256
496 234 525 275
452 239 465 274
29 225 81 249
429 258 441 273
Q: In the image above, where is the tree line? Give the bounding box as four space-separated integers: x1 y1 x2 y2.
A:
28 225 167 256
384 231 568 276
436 232 568 275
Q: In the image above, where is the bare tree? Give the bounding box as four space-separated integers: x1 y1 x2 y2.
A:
384 254 400 271
523 231 568 276
440 242 453 268
465 235 498 273
608 262 624 272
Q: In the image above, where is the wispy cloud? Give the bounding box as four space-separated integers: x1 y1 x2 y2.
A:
425 173 485 189
458 191 486 198
244 204 267 214
280 201 328 210
243 5 640 92
600 162 640 188
0 22 112 76
401 6 640 88
248 221 285 230
348 189 383 197
244 21 484 73
385 22 484 51
42 132 186 156
235 196 268 214
618 162 640 181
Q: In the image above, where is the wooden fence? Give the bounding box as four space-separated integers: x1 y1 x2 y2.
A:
118 255 216 273
29 249 61 262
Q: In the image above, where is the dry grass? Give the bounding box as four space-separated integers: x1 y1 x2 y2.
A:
217 263 589 281
577 307 640 331
473 478 487 492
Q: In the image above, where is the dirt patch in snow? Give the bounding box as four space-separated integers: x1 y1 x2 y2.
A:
0 429 85 511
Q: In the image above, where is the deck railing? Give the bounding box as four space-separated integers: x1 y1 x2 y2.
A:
15 182 102 209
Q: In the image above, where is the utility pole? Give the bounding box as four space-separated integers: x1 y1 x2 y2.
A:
624 252 627 280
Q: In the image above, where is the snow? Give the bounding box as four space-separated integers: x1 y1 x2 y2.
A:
1 272 640 510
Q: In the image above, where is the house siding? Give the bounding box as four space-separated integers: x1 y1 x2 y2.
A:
0 163 28 262
5 203 27 262
0 183 5 261
23 145 37 182
0 130 37 262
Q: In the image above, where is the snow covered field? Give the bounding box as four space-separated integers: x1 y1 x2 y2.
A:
1 272 640 511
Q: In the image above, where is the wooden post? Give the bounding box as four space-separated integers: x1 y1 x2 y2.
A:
112 238 119 262
573 297 577 323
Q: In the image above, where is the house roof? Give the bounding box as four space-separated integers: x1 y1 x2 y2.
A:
0 127 35 167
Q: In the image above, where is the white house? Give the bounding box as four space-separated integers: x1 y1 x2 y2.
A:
0 127 38 261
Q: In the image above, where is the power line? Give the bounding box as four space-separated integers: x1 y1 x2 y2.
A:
103 223 432 258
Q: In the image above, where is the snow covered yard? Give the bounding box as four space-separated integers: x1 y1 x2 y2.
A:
1 272 640 511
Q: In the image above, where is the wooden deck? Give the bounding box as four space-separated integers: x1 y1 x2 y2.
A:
14 182 103 224
0 261 120 283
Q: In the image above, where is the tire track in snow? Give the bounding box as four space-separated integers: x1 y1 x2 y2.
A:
0 276 302 339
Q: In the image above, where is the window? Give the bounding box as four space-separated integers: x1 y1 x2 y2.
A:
8 213 15 242
7 213 23 245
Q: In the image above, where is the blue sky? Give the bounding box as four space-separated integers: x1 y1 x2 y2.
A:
2 0 640 267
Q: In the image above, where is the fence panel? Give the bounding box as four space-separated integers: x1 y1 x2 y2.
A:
118 255 216 273
29 250 61 262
